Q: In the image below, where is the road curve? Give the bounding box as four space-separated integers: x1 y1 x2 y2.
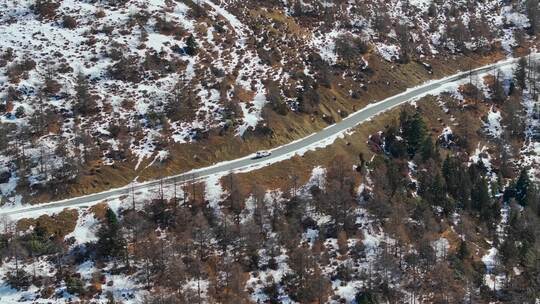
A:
2 55 536 217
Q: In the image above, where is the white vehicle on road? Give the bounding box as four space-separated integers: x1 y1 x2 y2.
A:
253 150 272 159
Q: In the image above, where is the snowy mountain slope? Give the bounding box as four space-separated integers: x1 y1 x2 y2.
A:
0 0 539 298
1 48 539 302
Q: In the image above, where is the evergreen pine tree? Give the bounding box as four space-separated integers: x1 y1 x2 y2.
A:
442 156 472 209
468 162 482 186
418 171 453 215
499 238 519 266
185 34 198 56
420 136 435 161
96 208 126 259
492 71 506 103
401 111 428 157
515 169 531 206
457 240 469 260
471 178 488 211
383 124 407 158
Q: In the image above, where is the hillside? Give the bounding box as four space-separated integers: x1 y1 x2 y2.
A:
0 0 539 303
1 0 538 203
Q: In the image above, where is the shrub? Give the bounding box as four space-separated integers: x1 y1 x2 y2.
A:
142 51 178 76
57 62 73 74
185 34 198 56
23 235 57 256
108 56 141 82
258 47 282 66
95 8 106 18
253 122 273 137
297 84 320 114
211 66 225 77
3 48 14 61
155 16 185 36
63 15 77 29
267 82 288 115
15 106 25 118
335 34 368 66
40 286 55 298
222 99 241 121
99 25 115 35
20 58 36 71
6 86 21 101
6 269 31 290
7 65 24 84
129 10 150 26
145 109 165 128
106 42 126 61
74 73 98 116
185 0 207 18
108 122 128 138
0 124 12 151
106 0 128 7
43 78 61 96
65 276 85 295
34 0 60 19
7 58 36 83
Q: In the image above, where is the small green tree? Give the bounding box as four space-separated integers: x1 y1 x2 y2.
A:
515 169 532 207
420 136 436 161
443 155 472 209
185 34 198 56
335 34 368 66
472 178 490 211
15 106 25 118
401 111 428 157
267 81 288 115
457 240 469 260
96 208 126 259
419 171 454 215
383 124 407 158
471 178 499 223
66 276 85 295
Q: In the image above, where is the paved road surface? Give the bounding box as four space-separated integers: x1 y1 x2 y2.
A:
2 55 536 216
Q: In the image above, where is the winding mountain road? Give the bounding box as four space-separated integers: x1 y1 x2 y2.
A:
2 55 536 217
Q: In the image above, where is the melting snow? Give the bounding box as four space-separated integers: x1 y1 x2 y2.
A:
65 210 99 246
376 43 400 62
485 106 502 137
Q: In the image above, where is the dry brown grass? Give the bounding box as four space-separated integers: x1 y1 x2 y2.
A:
215 85 507 218
254 9 309 38
89 202 110 221
26 50 512 203
17 209 78 237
